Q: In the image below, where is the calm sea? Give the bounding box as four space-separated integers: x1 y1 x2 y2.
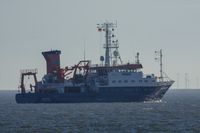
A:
0 89 200 133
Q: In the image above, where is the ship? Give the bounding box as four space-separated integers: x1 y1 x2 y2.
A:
15 22 174 103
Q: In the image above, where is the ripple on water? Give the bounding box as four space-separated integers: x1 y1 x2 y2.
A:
0 90 200 133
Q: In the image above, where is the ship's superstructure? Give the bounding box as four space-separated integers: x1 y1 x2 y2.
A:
16 22 174 103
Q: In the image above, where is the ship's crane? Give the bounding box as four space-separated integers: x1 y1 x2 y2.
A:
19 69 38 93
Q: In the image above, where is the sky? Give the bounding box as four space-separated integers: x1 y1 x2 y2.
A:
0 0 200 90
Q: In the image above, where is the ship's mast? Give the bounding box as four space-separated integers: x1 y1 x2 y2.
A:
155 49 163 82
97 22 120 66
160 49 163 82
135 52 140 64
105 23 110 66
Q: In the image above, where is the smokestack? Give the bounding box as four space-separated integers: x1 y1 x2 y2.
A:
42 50 61 74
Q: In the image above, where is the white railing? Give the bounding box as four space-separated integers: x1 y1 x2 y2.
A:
20 69 38 74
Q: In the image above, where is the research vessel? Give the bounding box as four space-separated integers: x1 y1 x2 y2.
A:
16 22 174 103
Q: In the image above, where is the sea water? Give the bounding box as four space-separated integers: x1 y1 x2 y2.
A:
0 89 200 133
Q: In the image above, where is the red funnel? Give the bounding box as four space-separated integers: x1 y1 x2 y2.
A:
42 50 61 74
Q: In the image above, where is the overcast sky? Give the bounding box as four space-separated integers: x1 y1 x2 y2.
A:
1 0 200 89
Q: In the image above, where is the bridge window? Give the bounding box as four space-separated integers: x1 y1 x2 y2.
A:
146 75 152 78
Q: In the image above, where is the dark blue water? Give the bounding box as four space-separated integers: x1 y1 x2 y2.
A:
0 89 200 133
